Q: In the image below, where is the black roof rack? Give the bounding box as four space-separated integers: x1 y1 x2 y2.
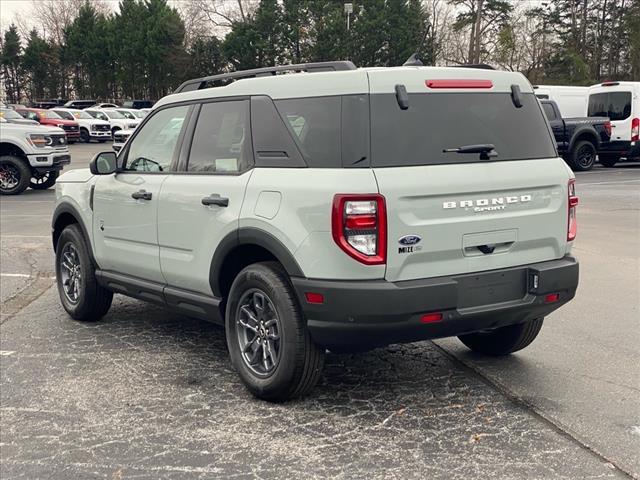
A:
174 61 357 94
453 63 496 70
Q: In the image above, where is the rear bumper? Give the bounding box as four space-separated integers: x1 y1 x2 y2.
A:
599 140 640 158
292 256 579 351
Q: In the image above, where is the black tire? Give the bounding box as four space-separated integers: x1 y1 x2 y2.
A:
30 170 58 190
80 128 90 143
598 153 620 168
0 155 31 195
568 140 596 171
98 139 108 143
55 224 113 321
225 261 325 401
458 318 544 356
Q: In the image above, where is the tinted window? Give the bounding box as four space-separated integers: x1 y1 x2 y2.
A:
370 93 556 166
124 105 189 172
542 103 557 121
274 95 369 168
187 100 251 173
275 97 341 167
588 92 632 121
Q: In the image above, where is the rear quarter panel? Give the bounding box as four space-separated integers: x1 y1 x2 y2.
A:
240 168 384 280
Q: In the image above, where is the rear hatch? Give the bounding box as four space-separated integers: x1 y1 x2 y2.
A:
587 84 637 143
367 68 571 282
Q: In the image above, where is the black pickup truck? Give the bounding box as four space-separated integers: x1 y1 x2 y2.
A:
540 100 611 171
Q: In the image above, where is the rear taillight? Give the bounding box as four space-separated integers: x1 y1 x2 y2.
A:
332 194 386 265
632 118 639 142
567 179 578 241
604 121 612 137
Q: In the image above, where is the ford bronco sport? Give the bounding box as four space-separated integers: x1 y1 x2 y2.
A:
52 61 579 401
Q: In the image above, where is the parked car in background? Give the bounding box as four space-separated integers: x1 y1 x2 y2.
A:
540 99 611 171
85 108 140 136
115 108 146 120
53 108 111 143
112 128 133 152
122 99 154 109
63 100 97 109
139 108 152 115
535 85 589 118
0 121 70 194
31 100 61 109
93 102 119 109
586 81 640 167
1 108 39 125
15 107 80 143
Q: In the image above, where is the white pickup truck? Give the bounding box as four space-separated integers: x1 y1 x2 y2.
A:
0 119 70 194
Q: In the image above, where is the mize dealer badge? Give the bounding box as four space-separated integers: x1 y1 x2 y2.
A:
398 235 422 254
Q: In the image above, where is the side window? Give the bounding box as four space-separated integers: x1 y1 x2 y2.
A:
542 103 557 121
123 105 189 172
187 100 251 173
275 97 341 168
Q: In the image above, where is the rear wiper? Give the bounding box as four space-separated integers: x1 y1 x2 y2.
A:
442 143 498 160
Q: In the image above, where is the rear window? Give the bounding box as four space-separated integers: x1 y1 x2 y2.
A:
370 92 556 167
588 92 632 121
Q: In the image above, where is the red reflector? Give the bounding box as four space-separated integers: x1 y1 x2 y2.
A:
569 196 579 207
345 214 377 229
426 79 493 89
421 312 443 324
545 293 560 304
305 292 324 304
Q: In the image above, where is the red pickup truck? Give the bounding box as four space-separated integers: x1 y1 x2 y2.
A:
15 108 80 143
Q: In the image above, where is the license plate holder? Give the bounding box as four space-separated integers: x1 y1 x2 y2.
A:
456 269 526 308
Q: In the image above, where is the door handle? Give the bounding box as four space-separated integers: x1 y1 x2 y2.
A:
131 189 152 200
202 194 229 207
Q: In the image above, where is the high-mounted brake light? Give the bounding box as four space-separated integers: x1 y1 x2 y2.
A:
567 179 578 241
332 194 387 265
426 79 493 89
600 81 619 87
631 118 639 142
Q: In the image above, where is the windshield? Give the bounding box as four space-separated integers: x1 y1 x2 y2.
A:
117 110 136 120
40 110 62 119
370 92 556 166
54 110 75 120
72 110 93 119
0 109 22 119
104 110 125 119
588 91 631 121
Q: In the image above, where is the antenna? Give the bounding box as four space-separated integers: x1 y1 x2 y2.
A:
403 22 432 66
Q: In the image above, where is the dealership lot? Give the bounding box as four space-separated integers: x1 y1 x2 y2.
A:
1 144 638 479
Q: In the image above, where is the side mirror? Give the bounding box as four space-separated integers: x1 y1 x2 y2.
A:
89 151 117 175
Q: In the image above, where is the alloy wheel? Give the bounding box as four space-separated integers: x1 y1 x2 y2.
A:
59 243 82 304
235 289 282 376
0 163 20 191
577 145 595 169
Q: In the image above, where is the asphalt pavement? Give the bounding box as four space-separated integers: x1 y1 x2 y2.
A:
0 143 638 479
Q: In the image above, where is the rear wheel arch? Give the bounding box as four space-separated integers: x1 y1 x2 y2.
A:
210 228 304 299
569 130 598 152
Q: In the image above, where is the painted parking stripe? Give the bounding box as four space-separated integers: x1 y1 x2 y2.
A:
1 273 56 279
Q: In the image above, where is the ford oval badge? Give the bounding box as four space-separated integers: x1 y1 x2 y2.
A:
399 235 421 246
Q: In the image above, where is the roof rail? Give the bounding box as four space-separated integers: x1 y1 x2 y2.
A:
174 61 357 94
453 63 496 70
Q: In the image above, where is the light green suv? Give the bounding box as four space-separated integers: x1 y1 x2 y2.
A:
52 61 579 401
